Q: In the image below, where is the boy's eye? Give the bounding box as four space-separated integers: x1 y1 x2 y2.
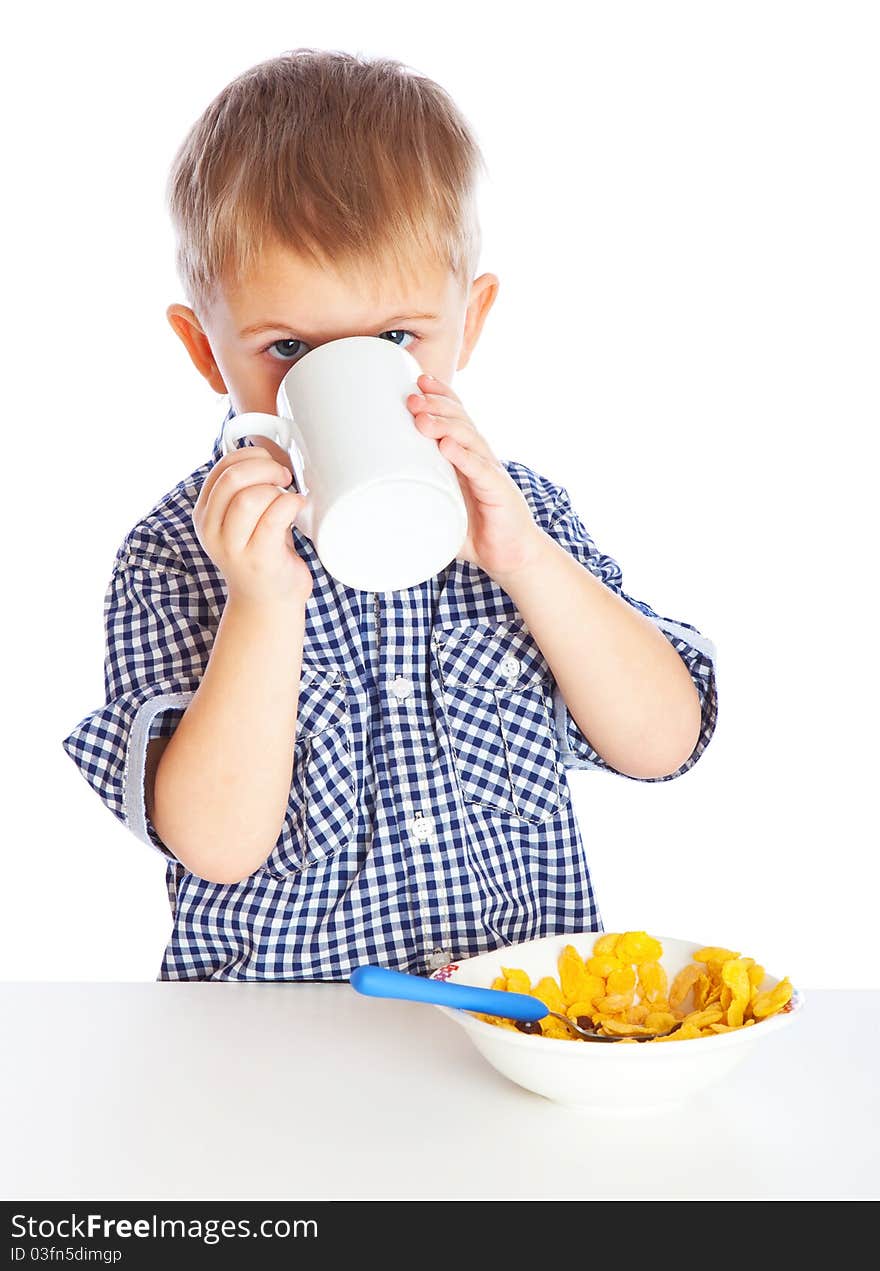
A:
377 330 417 349
264 330 418 362
265 338 310 363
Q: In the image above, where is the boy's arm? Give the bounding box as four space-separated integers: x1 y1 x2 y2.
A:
147 593 307 883
500 467 717 782
404 375 713 780
494 535 702 779
147 444 312 882
62 446 309 880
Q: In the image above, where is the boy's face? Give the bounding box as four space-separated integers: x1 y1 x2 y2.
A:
167 241 498 416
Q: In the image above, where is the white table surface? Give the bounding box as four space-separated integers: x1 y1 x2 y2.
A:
1 984 877 1201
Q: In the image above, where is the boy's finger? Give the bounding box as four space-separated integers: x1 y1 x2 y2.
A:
200 446 289 498
416 412 494 464
408 392 466 420
247 488 308 552
437 438 503 496
418 372 461 404
219 483 292 556
199 460 292 542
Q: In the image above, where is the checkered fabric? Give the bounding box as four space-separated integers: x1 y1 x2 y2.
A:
62 402 717 981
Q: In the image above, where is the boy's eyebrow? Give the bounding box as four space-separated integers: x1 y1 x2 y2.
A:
239 313 440 337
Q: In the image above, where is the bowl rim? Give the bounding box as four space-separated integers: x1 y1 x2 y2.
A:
428 931 804 1054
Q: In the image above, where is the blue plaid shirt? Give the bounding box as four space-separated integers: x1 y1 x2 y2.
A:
62 402 717 981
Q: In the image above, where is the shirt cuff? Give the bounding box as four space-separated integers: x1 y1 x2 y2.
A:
63 690 194 861
553 616 718 782
124 692 194 857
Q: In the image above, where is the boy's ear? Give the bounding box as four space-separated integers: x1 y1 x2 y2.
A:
457 273 499 372
166 304 228 395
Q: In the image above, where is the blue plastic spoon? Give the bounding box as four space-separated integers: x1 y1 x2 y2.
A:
349 964 637 1041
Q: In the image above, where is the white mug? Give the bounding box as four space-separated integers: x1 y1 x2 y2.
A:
220 335 469 592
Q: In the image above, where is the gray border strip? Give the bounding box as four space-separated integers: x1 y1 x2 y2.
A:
553 680 603 771
650 615 717 661
123 691 194 852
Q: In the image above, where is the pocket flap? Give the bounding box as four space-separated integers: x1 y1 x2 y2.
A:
295 664 348 739
434 620 550 692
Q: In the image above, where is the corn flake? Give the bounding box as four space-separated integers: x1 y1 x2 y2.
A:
752 977 793 1019
694 946 740 964
637 961 668 1004
606 967 637 996
502 967 531 995
592 933 621 955
669 963 703 1010
586 954 625 978
530 975 566 1015
615 931 663 965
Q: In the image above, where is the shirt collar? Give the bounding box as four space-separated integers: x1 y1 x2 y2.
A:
210 399 238 465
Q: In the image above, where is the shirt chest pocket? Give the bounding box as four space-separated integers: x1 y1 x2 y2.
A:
433 621 563 824
262 665 357 879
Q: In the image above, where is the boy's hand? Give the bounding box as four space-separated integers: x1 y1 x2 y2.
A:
194 446 313 606
407 374 546 582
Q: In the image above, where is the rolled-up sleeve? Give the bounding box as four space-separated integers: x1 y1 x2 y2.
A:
62 531 217 859
540 480 718 782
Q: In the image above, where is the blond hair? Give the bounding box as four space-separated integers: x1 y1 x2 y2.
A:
166 48 487 318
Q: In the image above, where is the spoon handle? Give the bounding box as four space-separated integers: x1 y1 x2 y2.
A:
350 964 547 1023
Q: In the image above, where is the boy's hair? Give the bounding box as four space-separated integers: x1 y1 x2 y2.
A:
166 48 487 319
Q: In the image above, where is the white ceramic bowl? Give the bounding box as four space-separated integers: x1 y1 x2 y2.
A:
430 933 804 1115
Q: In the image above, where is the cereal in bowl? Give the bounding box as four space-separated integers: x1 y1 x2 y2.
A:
477 931 793 1042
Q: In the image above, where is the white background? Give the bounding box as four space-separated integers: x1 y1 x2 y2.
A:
4 1 877 985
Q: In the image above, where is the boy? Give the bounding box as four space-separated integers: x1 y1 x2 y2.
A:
62 49 717 981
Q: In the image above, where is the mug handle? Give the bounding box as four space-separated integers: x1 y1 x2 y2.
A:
219 411 314 539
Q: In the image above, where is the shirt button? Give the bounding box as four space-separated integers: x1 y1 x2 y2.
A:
410 811 434 842
501 655 520 682
390 675 413 701
425 949 455 974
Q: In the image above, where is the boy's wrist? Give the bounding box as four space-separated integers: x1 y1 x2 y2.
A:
485 527 554 592
224 588 309 621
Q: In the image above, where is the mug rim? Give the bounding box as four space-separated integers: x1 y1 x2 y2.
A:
275 333 419 407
